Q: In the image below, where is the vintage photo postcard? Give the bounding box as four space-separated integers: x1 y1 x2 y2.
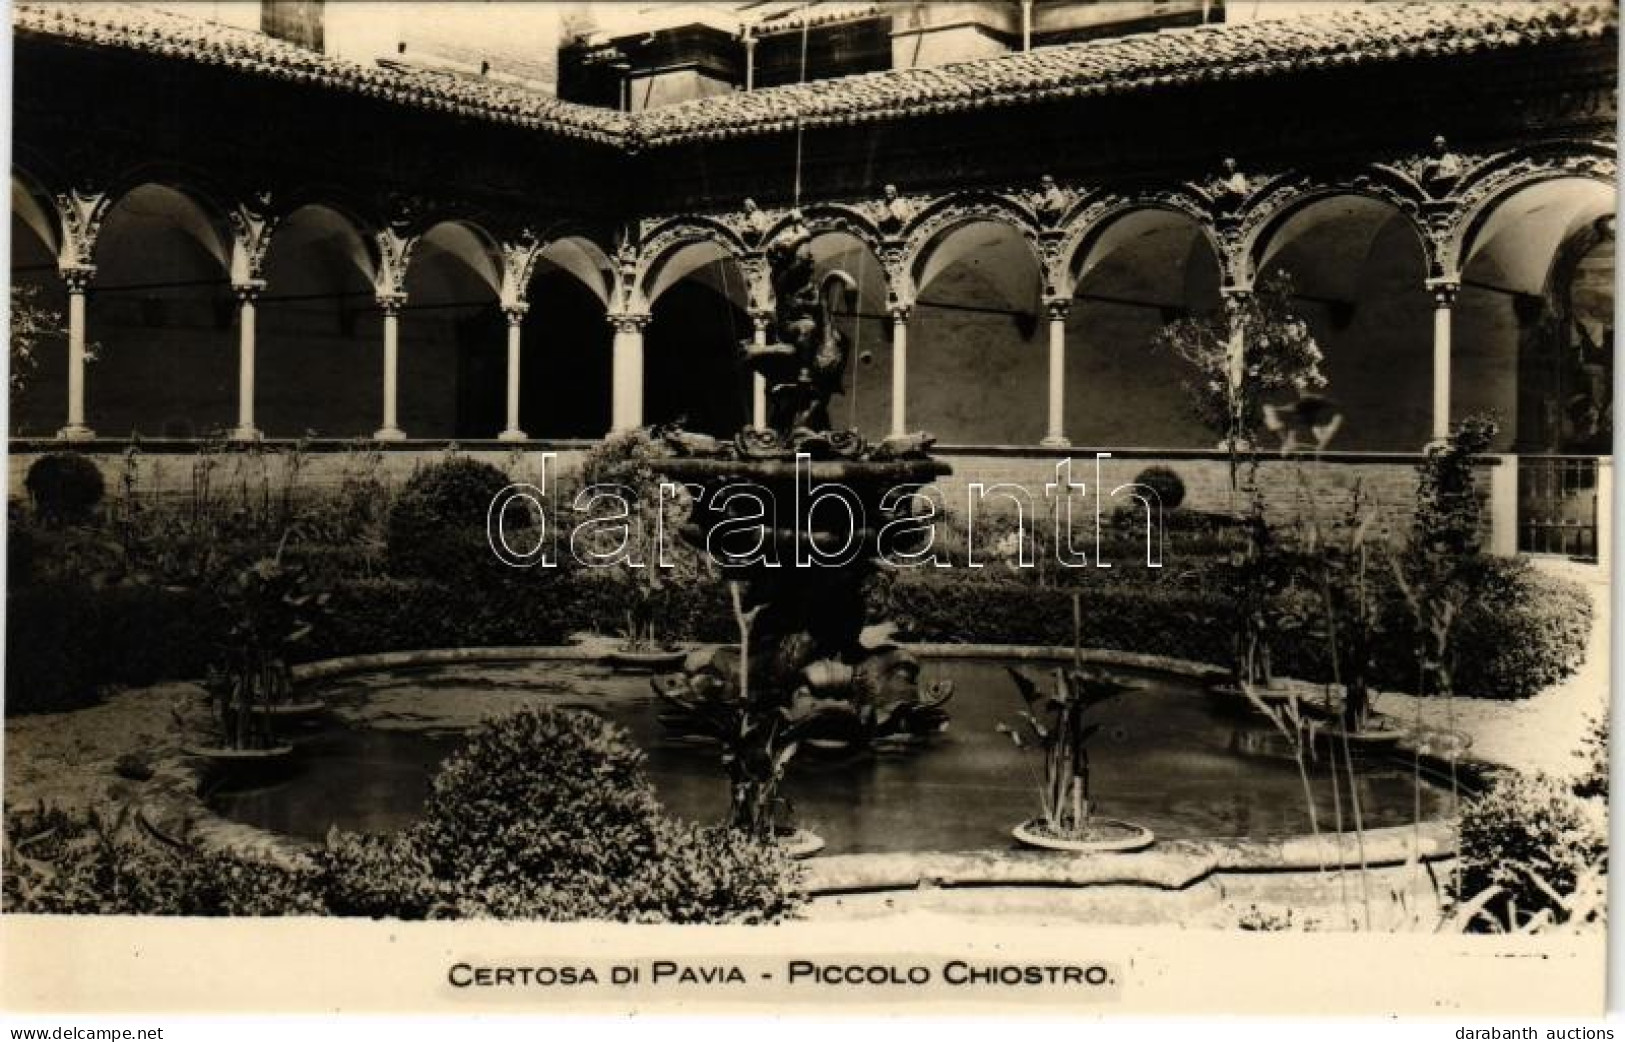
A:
0 0 1615 1019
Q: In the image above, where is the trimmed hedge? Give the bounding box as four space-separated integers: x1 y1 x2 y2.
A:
309 572 578 659
2 806 325 916
6 582 216 715
885 576 1235 665
883 553 1592 700
563 568 735 645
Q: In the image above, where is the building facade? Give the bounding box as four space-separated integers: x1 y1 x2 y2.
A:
8 1 1618 558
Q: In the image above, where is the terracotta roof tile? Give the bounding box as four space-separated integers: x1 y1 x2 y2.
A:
14 1 1615 153
630 1 1616 147
12 2 628 145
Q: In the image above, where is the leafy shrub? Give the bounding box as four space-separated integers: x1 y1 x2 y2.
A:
1456 772 1607 931
397 707 801 923
314 830 451 920
1132 465 1186 512
885 575 1234 665
1574 715 1609 802
564 568 734 643
1448 558 1592 700
385 456 514 585
8 504 36 587
25 452 105 525
3 806 323 916
5 581 218 714
310 575 576 659
4 581 105 714
884 554 1591 701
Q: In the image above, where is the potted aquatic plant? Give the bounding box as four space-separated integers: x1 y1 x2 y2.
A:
999 595 1152 853
652 582 822 857
1153 275 1326 706
578 430 691 671
1297 481 1405 747
186 536 326 764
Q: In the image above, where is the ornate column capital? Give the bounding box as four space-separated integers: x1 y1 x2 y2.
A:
54 188 111 270
374 228 417 299
1221 286 1255 325
888 303 913 324
610 310 651 336
748 309 774 334
375 291 407 317
228 195 279 285
232 279 267 304
1427 278 1461 308
1043 295 1072 322
60 265 96 294
500 231 544 305
502 301 530 325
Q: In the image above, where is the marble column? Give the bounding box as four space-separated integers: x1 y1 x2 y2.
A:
750 311 771 428
888 304 911 438
230 281 264 441
1428 279 1459 443
499 302 529 441
57 265 96 441
1222 288 1253 451
1040 296 1071 447
374 292 407 441
610 311 649 432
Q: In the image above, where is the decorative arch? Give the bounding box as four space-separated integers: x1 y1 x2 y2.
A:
1446 150 1615 456
1054 191 1221 299
532 233 616 308
765 204 888 262
636 216 751 310
1443 144 1618 279
1237 172 1429 289
11 167 61 260
410 219 505 300
9 168 70 436
904 192 1045 299
263 203 379 286
95 181 235 275
1246 178 1439 452
252 202 386 439
272 185 386 243
99 162 242 264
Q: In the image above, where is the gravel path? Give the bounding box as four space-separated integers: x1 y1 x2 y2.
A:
1376 559 1610 780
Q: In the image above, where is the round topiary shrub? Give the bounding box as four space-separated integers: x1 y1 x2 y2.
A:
1133 465 1186 512
385 456 513 584
24 451 104 525
397 707 800 923
1456 771 1606 931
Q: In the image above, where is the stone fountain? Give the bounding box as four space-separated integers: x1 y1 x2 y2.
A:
650 213 953 751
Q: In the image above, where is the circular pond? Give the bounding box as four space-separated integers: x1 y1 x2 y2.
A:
208 657 1455 856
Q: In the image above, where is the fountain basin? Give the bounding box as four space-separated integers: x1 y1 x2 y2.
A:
204 651 1457 859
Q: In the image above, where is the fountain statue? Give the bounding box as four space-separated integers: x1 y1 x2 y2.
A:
650 211 953 755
